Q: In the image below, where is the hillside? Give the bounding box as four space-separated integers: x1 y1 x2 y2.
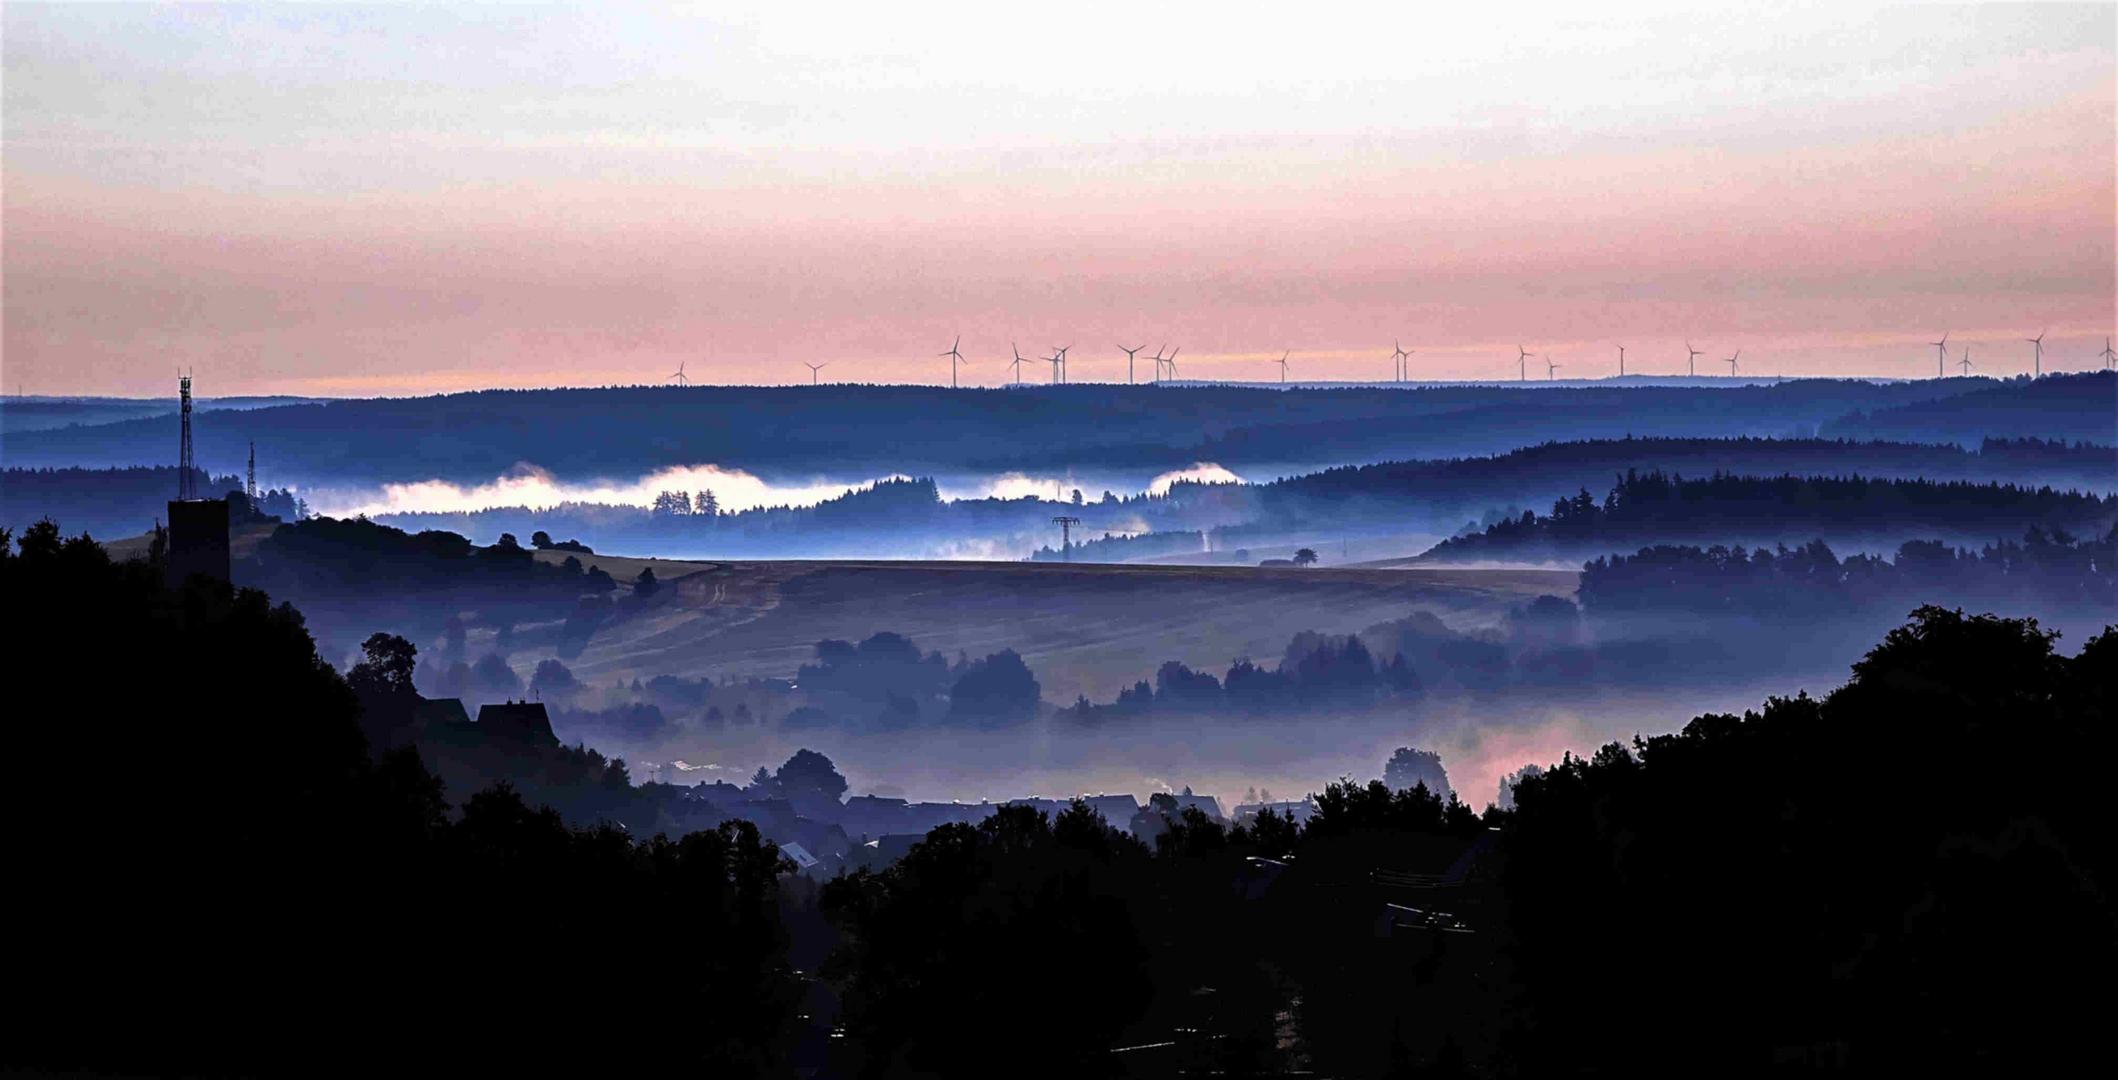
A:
0 378 2003 488
525 555 1575 704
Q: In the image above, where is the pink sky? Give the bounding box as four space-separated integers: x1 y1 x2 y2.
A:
4 4 2113 396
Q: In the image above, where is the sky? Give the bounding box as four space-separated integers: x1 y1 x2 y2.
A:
4 1 2114 396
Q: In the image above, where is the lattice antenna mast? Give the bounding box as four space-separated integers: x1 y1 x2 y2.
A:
1051 515 1082 561
178 371 197 500
246 441 257 502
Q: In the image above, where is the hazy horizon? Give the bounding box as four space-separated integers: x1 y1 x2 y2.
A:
6 2 2113 396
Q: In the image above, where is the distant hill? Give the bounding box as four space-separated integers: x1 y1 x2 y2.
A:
0 379 2009 488
1821 372 2116 446
0 466 308 537
0 395 320 435
1415 471 2116 566
1048 434 2118 565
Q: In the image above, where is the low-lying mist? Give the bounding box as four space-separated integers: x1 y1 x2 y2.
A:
312 462 896 519
579 674 1847 817
316 459 1256 520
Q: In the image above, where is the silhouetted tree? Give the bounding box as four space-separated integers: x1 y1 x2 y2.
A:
946 649 1041 726
1383 747 1451 799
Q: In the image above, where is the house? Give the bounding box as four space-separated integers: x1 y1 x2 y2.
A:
474 701 560 747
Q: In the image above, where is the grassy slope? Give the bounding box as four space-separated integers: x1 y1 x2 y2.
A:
529 553 1575 702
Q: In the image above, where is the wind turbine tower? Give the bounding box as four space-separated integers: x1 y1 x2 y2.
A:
1517 345 1531 382
1120 344 1143 385
1010 343 1029 385
1617 345 1626 377
1930 331 1949 378
1958 347 1974 376
2100 337 2116 370
1276 350 1290 384
1392 341 1411 383
804 362 828 385
1544 355 1561 380
1685 342 1703 377
1045 351 1064 384
940 335 966 388
2025 330 2046 378
1723 349 1741 376
669 361 689 387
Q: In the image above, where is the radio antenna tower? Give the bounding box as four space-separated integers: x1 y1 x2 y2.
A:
177 371 197 500
246 441 258 503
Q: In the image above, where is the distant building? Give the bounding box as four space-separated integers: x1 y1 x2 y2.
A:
474 701 560 747
1171 792 1225 822
165 498 230 585
412 697 471 729
1082 794 1144 825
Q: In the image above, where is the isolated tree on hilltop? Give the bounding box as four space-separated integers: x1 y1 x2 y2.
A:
774 748 849 806
1293 547 1319 566
1384 747 1451 799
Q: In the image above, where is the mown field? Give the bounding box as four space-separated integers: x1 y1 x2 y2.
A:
531 554 1577 702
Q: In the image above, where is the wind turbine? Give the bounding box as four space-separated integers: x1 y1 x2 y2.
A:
939 335 966 388
1517 345 1531 382
668 361 688 387
1163 347 1180 382
1958 346 1974 377
1930 331 1949 378
1276 350 1290 384
2025 330 2046 378
1617 345 1626 377
1723 349 1741 376
1055 345 1071 384
1009 343 1029 385
1544 355 1561 380
1120 344 1143 385
803 362 828 385
1685 342 1703 377
1392 341 1411 383
2100 336 2116 370
1045 350 1064 384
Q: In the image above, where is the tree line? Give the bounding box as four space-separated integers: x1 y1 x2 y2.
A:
0 464 308 537
1580 527 2118 617
1420 468 2113 563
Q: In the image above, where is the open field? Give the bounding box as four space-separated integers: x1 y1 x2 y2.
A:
530 554 1577 702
